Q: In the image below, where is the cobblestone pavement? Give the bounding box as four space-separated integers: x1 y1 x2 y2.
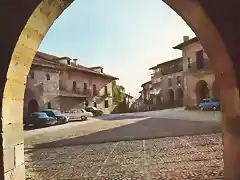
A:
25 133 223 180
25 111 222 179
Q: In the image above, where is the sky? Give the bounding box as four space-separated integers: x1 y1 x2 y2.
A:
39 0 195 98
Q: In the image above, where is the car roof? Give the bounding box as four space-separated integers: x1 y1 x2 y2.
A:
31 112 47 115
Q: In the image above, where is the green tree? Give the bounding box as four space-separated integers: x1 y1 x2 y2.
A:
112 81 126 104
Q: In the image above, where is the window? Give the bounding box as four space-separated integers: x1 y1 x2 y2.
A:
177 76 181 86
104 100 109 108
94 102 97 108
187 57 191 68
168 77 172 87
84 83 87 91
104 86 108 95
93 84 97 95
47 102 51 109
46 73 50 80
196 50 204 69
73 81 77 92
30 70 34 79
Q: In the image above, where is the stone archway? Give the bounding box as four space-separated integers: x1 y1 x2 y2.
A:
28 99 39 114
1 0 240 179
195 80 209 105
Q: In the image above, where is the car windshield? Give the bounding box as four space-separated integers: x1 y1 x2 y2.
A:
42 111 55 117
81 109 86 113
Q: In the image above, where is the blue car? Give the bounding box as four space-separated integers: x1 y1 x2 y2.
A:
199 97 221 111
25 112 58 128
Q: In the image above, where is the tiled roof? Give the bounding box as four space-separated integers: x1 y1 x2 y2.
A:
141 81 152 87
33 51 118 80
149 57 182 70
173 37 198 50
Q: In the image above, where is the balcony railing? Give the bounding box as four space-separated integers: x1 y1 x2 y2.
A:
161 65 183 75
187 59 211 73
151 71 162 78
60 88 90 97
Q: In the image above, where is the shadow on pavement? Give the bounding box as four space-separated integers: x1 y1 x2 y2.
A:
97 114 146 120
31 117 221 149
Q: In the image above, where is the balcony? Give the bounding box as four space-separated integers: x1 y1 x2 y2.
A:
151 78 163 88
60 88 90 98
161 65 183 75
151 71 162 78
187 59 211 73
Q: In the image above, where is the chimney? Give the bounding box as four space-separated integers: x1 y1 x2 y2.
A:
72 59 77 65
183 36 189 42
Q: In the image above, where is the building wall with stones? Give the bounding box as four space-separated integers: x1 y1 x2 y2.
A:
179 39 216 107
24 53 117 114
24 67 60 115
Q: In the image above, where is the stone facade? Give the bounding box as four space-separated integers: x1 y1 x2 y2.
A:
149 58 184 108
173 37 216 107
24 52 118 115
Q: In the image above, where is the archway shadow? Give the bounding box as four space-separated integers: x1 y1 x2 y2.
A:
29 117 221 150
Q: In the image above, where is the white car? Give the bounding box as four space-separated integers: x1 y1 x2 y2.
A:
64 109 93 121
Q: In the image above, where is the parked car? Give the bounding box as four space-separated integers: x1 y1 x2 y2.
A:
41 109 69 124
85 106 103 116
64 109 93 121
199 97 221 111
24 112 58 128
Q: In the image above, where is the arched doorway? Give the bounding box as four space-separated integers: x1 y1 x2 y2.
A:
195 80 209 105
167 89 175 105
176 88 184 106
28 99 39 114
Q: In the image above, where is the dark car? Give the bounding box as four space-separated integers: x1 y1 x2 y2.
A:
199 97 221 111
24 112 57 128
41 109 69 124
85 106 103 116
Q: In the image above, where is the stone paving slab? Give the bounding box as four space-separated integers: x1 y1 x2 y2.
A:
25 133 223 180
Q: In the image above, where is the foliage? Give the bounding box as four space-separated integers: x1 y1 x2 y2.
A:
112 81 126 104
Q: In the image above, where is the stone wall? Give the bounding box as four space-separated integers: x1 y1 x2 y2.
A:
24 68 60 114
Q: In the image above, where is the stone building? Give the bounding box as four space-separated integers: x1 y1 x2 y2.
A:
140 81 153 111
149 58 184 108
173 36 217 108
24 52 118 115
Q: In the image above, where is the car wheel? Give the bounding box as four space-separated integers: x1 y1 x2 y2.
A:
81 116 87 121
200 106 204 111
213 106 217 111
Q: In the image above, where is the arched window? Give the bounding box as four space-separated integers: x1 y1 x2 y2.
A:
46 73 50 80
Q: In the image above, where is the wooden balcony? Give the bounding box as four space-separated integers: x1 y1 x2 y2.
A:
161 65 183 75
60 88 90 98
187 59 213 77
188 59 210 72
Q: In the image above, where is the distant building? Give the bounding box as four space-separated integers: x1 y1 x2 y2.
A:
24 52 118 115
140 81 153 111
149 57 184 108
173 36 217 107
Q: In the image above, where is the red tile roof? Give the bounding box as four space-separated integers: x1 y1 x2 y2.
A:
149 57 182 70
34 51 118 80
